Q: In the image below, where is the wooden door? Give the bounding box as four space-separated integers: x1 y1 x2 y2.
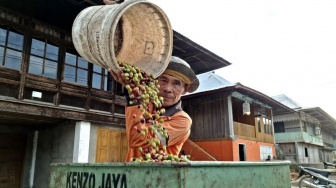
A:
120 131 128 161
96 129 128 162
0 133 27 188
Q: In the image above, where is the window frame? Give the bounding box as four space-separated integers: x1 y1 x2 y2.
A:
92 64 113 91
0 26 24 71
28 38 59 79
63 51 89 86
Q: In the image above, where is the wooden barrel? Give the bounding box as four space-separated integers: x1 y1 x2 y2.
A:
72 0 173 78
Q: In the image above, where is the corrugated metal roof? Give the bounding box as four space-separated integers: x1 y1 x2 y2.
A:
172 32 231 74
273 113 300 122
192 71 234 94
272 94 302 110
272 95 336 133
183 72 294 115
300 107 336 133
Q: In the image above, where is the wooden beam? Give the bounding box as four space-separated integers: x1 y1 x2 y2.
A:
0 100 125 126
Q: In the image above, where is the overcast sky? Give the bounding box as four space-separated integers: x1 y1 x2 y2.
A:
150 0 336 119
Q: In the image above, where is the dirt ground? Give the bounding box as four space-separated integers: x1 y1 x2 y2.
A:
290 172 300 188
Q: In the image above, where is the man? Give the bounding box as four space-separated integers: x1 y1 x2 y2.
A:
266 155 272 161
110 56 199 162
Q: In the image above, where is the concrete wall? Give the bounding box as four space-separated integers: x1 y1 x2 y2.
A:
33 121 75 188
88 123 98 163
22 132 34 188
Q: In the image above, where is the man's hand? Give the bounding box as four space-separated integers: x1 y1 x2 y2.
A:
108 68 127 87
103 0 114 5
103 0 124 5
154 127 169 147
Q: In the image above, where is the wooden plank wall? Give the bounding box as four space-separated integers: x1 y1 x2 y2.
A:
234 122 256 139
183 92 230 140
183 92 274 143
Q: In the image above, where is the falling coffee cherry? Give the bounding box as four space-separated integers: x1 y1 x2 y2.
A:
118 61 190 162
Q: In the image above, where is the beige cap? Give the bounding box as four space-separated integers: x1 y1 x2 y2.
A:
163 56 199 93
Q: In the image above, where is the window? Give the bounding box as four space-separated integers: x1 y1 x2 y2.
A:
263 117 273 135
264 118 267 134
63 51 88 86
304 147 308 157
0 27 24 71
92 64 112 91
303 121 307 132
260 145 272 160
28 38 58 78
274 122 285 133
257 117 261 132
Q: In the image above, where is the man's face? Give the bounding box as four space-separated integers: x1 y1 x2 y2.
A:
157 73 187 107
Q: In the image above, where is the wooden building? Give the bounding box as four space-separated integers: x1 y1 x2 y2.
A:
181 72 294 161
0 0 231 187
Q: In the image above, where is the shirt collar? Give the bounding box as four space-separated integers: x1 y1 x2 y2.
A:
163 100 182 116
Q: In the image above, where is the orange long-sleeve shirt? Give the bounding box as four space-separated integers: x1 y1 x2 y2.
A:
124 101 191 162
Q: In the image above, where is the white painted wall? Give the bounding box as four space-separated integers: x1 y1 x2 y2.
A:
73 121 91 163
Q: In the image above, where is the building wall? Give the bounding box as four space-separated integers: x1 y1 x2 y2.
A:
21 132 34 187
297 143 320 164
304 120 317 135
193 140 233 161
232 139 275 161
319 149 333 162
34 121 75 188
284 120 301 132
278 142 320 164
0 122 76 188
322 130 333 144
192 139 275 161
182 92 230 140
277 143 296 162
89 123 98 163
0 120 129 188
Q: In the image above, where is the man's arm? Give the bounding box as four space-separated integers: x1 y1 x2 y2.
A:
126 106 190 149
163 111 191 146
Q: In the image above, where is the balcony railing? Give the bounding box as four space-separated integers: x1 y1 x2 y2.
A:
234 122 256 139
323 142 334 149
275 132 323 146
234 121 274 143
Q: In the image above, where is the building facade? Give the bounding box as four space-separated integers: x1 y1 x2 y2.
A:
181 72 294 161
273 94 336 167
